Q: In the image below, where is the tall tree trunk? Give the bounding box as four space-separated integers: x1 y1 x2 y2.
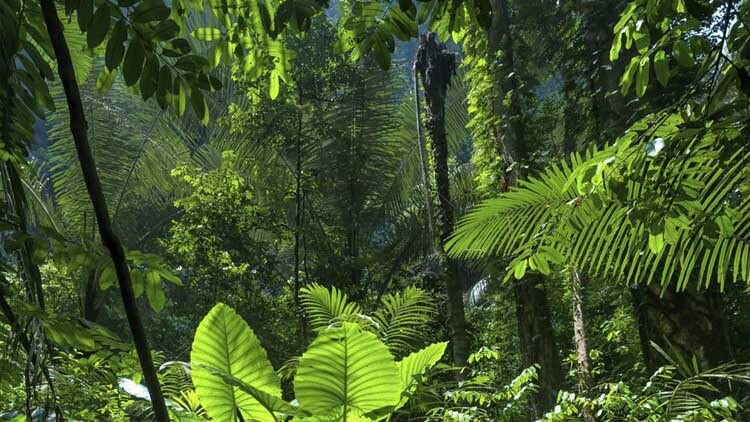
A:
38 2 169 420
413 65 435 249
571 270 595 422
294 106 307 348
561 97 595 417
415 33 470 367
488 0 563 414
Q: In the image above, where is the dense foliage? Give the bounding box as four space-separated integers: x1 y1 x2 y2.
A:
3 0 750 420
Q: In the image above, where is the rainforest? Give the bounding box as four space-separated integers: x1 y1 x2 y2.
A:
2 0 750 420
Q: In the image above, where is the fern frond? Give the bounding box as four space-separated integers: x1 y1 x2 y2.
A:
299 282 363 331
373 286 434 357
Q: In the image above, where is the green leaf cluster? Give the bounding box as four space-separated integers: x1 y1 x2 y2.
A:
190 302 447 421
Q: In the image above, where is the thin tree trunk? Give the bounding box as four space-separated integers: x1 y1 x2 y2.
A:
413 65 435 249
81 269 101 322
415 33 470 367
488 0 563 414
571 269 595 422
629 286 657 369
0 283 31 352
37 2 169 420
3 164 46 310
562 95 595 418
294 107 307 348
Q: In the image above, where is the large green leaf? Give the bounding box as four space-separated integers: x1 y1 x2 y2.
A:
86 5 111 48
395 342 447 409
294 323 401 418
191 303 281 422
195 365 310 418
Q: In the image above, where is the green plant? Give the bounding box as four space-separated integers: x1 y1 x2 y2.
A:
189 302 446 421
300 283 435 357
543 351 750 422
448 124 750 293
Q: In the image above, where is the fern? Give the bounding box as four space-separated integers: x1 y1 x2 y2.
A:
374 286 435 356
300 283 435 355
300 282 363 331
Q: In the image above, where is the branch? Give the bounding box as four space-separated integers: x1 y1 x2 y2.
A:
36 2 169 420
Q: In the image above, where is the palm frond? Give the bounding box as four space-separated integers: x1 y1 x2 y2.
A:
640 358 750 420
45 65 192 235
446 152 583 259
448 123 750 291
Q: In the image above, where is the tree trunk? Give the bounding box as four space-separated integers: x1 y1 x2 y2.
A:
571 270 595 422
513 275 563 415
37 2 169 420
81 269 101 322
413 65 435 249
581 0 631 144
294 107 307 348
630 282 732 371
561 90 594 418
488 0 563 414
0 282 31 352
415 33 470 367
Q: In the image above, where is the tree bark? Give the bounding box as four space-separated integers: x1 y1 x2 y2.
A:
631 282 732 371
562 91 594 418
81 269 101 322
513 274 563 415
488 0 563 414
413 65 435 249
37 2 169 420
0 283 31 352
294 106 307 348
571 269 595 422
415 33 470 367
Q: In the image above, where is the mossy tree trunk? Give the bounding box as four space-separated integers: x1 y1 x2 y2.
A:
415 32 470 367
